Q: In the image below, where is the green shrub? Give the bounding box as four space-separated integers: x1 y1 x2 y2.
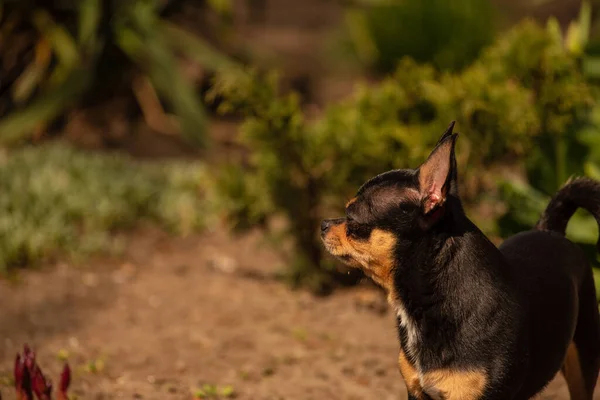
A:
341 0 496 73
210 18 600 294
0 143 215 273
208 19 598 293
492 19 598 265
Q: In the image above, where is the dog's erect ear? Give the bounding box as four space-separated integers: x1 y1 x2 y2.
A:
418 132 458 214
435 120 456 146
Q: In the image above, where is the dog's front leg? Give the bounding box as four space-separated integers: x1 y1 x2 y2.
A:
398 350 429 399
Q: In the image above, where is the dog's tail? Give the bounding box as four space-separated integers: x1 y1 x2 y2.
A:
538 177 600 400
536 177 600 251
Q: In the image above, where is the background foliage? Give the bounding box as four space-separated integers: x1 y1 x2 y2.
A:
0 143 215 273
0 0 237 147
341 0 497 73
210 18 600 294
0 0 599 299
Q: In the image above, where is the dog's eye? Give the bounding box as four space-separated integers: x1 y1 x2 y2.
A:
398 202 416 215
346 220 370 239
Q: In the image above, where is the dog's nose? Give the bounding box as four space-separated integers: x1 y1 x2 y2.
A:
321 219 333 233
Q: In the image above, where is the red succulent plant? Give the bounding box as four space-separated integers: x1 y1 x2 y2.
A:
12 345 71 400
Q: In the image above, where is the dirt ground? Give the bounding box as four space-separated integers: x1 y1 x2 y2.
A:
0 226 595 400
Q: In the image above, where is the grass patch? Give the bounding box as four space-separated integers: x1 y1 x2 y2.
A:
0 142 216 273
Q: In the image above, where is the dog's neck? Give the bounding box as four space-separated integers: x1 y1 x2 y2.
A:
392 198 470 308
388 201 513 366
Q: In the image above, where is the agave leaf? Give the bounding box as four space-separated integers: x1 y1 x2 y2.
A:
114 4 207 147
31 10 80 68
159 21 239 73
77 0 100 50
593 267 600 301
0 69 91 144
12 39 52 104
12 64 42 104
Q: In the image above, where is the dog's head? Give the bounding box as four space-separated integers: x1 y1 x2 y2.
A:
320 122 459 290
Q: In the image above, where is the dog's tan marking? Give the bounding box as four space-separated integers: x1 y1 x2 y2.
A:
561 341 589 400
323 223 396 291
420 368 488 400
323 221 408 311
398 349 425 399
322 221 419 356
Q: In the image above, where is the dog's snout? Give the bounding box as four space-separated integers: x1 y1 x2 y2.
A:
321 218 345 236
321 219 333 233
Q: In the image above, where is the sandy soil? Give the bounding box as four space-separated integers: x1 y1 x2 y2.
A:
0 227 594 400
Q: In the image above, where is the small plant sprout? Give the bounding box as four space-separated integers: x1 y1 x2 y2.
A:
14 344 71 400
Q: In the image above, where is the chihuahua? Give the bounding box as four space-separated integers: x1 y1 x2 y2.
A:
321 122 600 399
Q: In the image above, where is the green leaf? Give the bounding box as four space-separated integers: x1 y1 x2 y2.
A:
546 17 563 45
114 4 208 147
77 0 101 50
12 41 52 104
0 69 91 144
582 56 600 78
160 21 239 73
584 161 600 180
593 267 600 301
31 10 80 68
499 180 548 227
565 211 598 245
220 385 236 398
578 0 592 48
565 1 591 58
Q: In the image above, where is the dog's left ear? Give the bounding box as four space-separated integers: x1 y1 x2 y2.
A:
418 130 458 214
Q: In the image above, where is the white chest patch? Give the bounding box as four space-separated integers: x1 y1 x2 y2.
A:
392 298 420 361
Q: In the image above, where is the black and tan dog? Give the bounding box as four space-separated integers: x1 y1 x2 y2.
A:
321 122 600 399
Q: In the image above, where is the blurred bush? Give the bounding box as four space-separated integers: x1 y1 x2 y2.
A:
0 143 216 274
0 0 238 147
209 18 600 295
495 4 600 282
341 0 496 73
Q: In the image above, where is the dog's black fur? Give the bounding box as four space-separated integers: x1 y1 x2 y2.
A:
321 122 600 399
